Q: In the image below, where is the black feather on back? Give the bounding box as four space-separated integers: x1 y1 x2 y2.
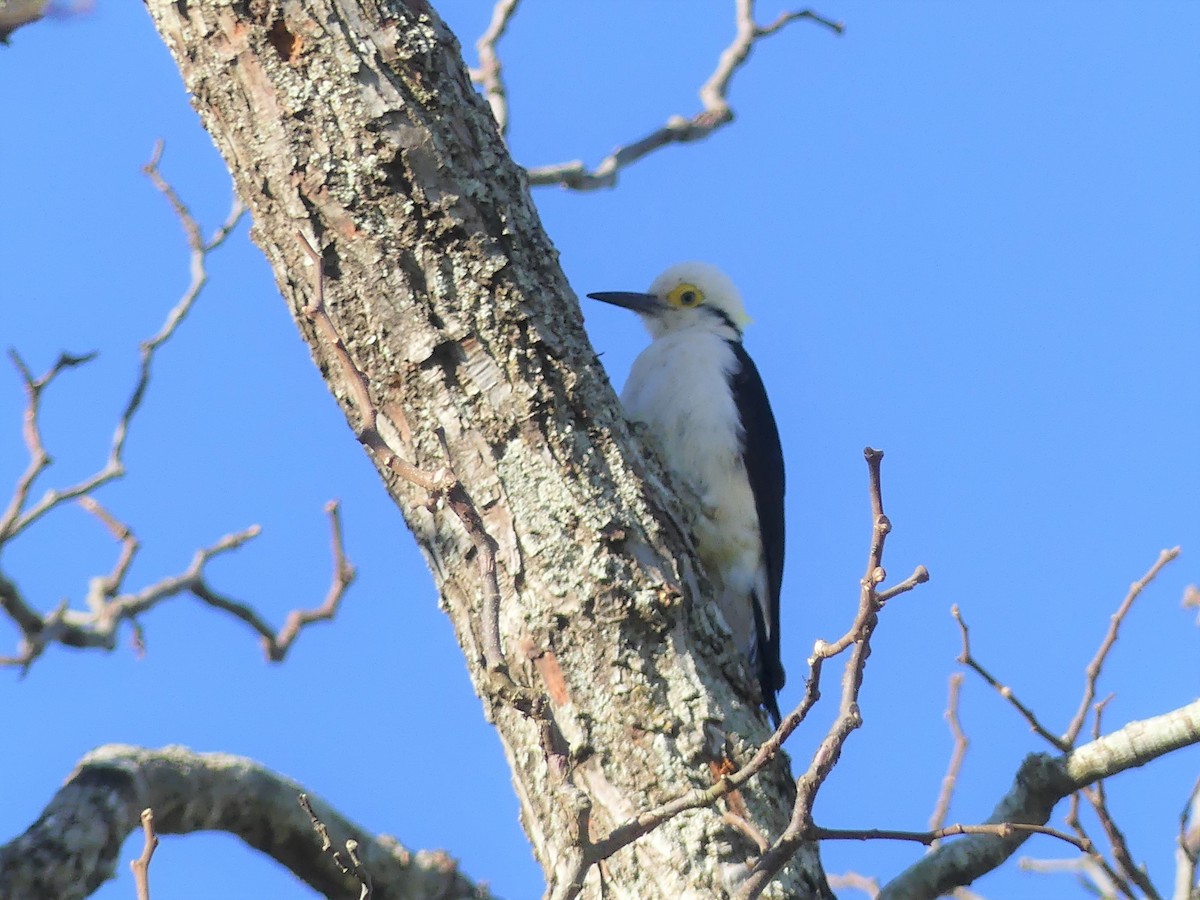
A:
727 341 786 724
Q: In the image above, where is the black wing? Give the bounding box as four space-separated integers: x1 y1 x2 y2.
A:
728 341 786 724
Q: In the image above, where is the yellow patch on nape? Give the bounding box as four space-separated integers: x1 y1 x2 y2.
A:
665 282 705 309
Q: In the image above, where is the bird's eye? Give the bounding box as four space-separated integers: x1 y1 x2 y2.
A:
667 283 704 308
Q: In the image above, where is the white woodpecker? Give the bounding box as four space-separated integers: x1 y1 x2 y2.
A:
589 262 786 725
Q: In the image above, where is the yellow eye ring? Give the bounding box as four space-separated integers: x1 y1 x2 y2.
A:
667 283 705 308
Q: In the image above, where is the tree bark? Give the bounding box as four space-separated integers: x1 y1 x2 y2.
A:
143 0 824 897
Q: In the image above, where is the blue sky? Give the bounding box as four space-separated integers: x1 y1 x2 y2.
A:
2 3 1197 899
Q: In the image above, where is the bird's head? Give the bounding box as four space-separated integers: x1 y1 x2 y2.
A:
588 261 751 339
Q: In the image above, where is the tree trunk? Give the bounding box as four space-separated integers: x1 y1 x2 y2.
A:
143 0 826 897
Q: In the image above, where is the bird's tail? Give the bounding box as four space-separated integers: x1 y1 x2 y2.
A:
750 591 786 727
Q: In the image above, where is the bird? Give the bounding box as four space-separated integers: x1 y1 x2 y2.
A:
588 262 786 725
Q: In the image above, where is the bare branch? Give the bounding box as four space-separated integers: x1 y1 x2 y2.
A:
526 2 843 190
0 745 491 900
1063 791 1134 898
737 447 930 899
877 699 1200 899
0 350 97 542
1081 697 1162 900
1019 855 1125 898
700 2 843 115
0 525 260 668
876 566 931 604
0 151 355 670
266 500 358 661
130 808 159 900
0 144 245 544
815 821 1090 854
1063 546 1181 746
469 0 521 137
953 604 1070 752
2 504 353 667
929 673 969 841
78 496 139 605
586 643 829 865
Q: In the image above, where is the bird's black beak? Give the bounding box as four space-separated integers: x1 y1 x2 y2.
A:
586 291 662 315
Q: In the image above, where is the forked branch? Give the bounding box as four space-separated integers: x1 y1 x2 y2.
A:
737 447 929 899
0 143 244 546
1 146 354 670
483 1 845 189
877 696 1200 896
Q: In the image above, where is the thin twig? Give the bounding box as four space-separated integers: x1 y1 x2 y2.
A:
0 350 95 543
953 605 1069 752
1081 696 1162 900
723 811 770 853
700 2 843 114
1063 791 1134 899
1018 856 1125 898
929 673 969 843
586 649 828 865
526 2 843 189
827 872 880 898
2 505 353 666
343 840 374 900
562 449 928 896
299 794 373 899
1062 547 1181 746
0 143 245 545
299 793 334 853
266 500 358 660
130 808 159 900
0 526 261 668
469 0 521 137
737 447 929 899
77 496 140 608
815 820 1091 854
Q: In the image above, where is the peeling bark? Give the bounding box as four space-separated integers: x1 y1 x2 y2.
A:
141 0 824 897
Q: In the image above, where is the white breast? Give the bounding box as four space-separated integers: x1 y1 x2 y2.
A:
621 328 766 657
